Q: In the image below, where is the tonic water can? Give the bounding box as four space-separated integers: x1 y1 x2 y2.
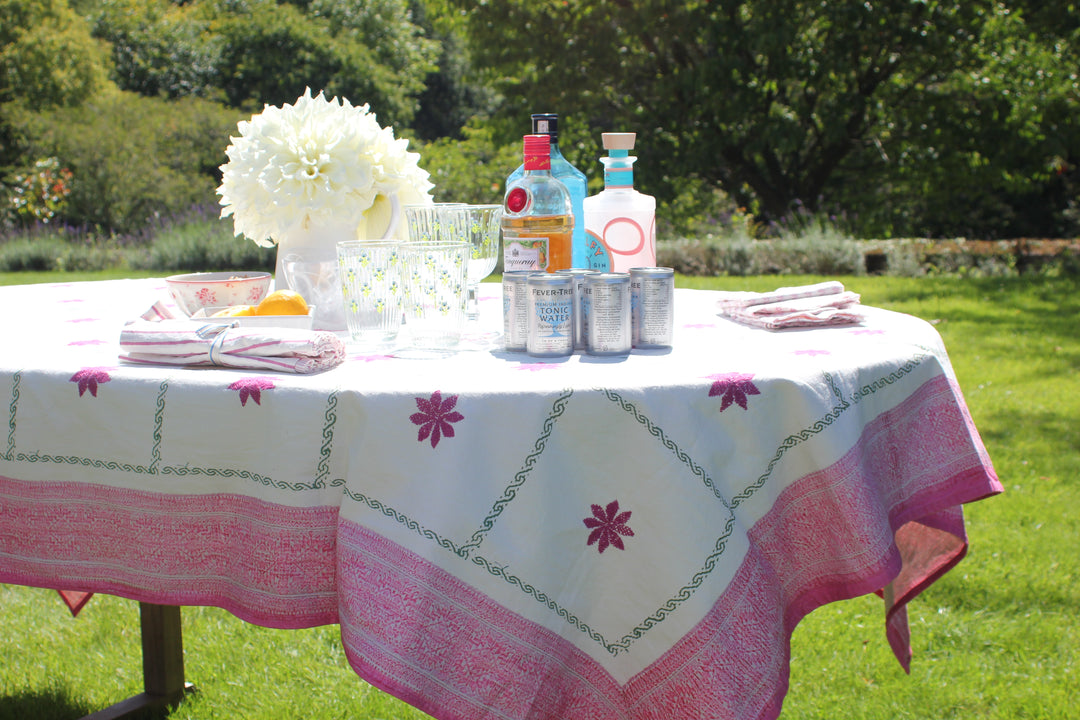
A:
554 268 597 350
503 271 533 352
526 273 574 357
630 267 675 348
584 273 631 356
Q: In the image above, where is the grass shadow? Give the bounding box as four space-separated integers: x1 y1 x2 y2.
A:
0 687 186 720
0 688 92 720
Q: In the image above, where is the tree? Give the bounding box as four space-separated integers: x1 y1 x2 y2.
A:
832 3 1080 238
1 0 113 177
0 0 111 109
89 0 219 99
87 0 438 127
448 1 992 225
204 0 437 126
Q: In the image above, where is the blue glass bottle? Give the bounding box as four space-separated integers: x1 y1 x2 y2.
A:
507 114 589 268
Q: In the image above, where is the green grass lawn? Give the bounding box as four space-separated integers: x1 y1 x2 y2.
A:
2 272 1077 719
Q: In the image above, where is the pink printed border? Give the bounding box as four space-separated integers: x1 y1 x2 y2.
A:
332 375 1001 720
0 481 340 629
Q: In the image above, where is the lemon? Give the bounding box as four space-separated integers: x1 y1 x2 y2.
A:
254 289 310 316
211 305 254 317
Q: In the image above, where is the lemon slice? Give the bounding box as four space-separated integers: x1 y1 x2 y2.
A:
211 305 255 317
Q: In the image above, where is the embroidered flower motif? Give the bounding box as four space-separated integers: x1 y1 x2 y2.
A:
410 391 464 448
70 367 111 397
584 500 634 553
707 372 761 411
229 377 276 406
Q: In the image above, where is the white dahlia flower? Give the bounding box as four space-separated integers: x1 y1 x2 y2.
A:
218 88 434 247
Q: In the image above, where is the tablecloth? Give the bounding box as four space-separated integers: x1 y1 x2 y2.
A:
0 278 1000 720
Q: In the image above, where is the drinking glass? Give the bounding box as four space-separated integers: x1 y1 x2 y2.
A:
404 204 503 321
336 240 403 350
401 240 470 350
280 254 345 331
402 202 465 245
454 205 503 321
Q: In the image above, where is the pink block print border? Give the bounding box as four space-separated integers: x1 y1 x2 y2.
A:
333 375 1000 720
0 480 339 629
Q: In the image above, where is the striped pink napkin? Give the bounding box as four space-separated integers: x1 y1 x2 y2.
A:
119 319 345 373
716 281 863 329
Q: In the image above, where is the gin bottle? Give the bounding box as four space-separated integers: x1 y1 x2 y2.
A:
502 134 574 273
582 133 656 272
506 114 588 267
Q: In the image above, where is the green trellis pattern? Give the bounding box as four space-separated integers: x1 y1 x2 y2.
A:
851 350 929 405
341 480 613 652
601 388 731 507
314 392 338 489
4 372 342 494
5 371 18 462
149 380 167 475
459 389 574 556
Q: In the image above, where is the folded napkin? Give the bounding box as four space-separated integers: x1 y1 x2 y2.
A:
716 281 863 329
119 319 346 373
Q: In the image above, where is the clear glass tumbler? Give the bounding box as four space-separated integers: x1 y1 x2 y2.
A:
401 239 470 350
336 239 403 350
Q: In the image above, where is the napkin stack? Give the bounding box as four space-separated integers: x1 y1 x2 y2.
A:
120 317 345 373
716 281 863 330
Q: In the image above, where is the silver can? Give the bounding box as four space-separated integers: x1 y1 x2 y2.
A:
630 267 675 348
584 273 631 356
554 268 598 350
526 273 574 357
502 271 533 352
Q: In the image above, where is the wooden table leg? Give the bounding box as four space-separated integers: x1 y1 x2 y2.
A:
82 603 194 720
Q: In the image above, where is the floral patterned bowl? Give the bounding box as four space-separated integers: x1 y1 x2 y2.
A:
165 271 272 316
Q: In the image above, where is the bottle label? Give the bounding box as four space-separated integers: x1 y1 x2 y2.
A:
584 230 613 271
584 214 655 273
504 235 549 271
528 287 573 356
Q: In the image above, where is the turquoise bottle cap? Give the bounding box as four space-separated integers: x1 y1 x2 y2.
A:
601 133 637 187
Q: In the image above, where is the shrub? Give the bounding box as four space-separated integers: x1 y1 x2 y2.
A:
0 226 126 271
416 123 519 204
6 157 74 224
657 234 865 277
130 206 275 272
15 90 243 233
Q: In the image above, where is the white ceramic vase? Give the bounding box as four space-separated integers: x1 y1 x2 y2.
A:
273 195 402 331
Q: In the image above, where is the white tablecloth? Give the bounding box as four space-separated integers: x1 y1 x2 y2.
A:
0 278 1000 720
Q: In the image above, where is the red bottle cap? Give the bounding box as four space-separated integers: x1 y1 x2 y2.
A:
523 134 551 171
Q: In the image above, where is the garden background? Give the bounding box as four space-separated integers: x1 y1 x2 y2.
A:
2 0 1080 276
1 2 1078 719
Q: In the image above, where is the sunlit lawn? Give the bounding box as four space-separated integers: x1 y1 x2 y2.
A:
2 272 1077 719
